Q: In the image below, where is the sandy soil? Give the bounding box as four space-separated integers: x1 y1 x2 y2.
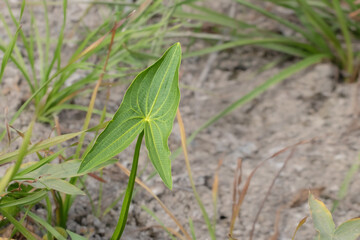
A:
1 1 360 240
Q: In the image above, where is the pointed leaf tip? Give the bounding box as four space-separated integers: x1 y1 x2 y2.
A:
309 193 335 238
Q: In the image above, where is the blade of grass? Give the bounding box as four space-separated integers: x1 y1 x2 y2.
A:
174 5 252 29
16 149 64 176
332 0 354 78
45 196 53 240
331 153 360 212
26 210 67 240
235 0 308 38
296 0 345 64
0 131 83 165
45 104 113 118
176 109 216 240
0 119 34 195
0 44 32 91
141 205 179 240
62 14 131 228
74 14 130 158
0 26 22 84
183 38 317 58
4 0 38 89
43 0 67 83
189 218 197 240
42 0 50 79
0 190 47 208
0 208 37 240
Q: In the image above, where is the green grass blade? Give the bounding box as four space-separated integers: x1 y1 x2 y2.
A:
42 0 51 77
67 230 88 240
296 0 344 63
235 0 308 37
45 104 113 118
0 120 34 195
26 210 67 240
4 0 37 87
0 131 83 165
0 44 33 91
0 208 37 240
258 43 312 57
183 38 320 58
0 190 47 208
331 154 360 212
0 26 21 84
174 4 252 29
42 0 68 100
16 149 64 176
141 205 177 240
189 218 197 240
332 0 353 76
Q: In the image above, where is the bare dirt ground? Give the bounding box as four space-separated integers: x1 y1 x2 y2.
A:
1 1 360 240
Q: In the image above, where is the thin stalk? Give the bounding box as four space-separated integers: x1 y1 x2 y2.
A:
46 196 53 240
111 131 144 240
74 20 118 158
62 18 127 225
0 208 37 240
0 119 34 194
79 177 97 214
116 162 191 240
97 169 104 217
176 110 216 240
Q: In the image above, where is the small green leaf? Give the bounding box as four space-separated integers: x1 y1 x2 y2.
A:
26 211 67 240
334 218 360 240
79 43 181 189
67 230 88 240
0 131 84 165
0 26 21 84
0 208 37 240
308 193 335 240
292 216 308 240
30 179 84 195
0 190 47 208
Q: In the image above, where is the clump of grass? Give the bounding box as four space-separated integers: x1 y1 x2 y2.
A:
0 0 182 136
179 0 360 82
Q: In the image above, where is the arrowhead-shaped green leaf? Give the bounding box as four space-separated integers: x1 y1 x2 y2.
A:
334 218 360 240
309 193 335 240
78 43 181 189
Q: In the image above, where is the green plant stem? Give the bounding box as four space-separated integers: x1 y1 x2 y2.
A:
45 196 53 240
0 208 37 240
97 169 104 217
111 130 144 240
0 119 34 194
